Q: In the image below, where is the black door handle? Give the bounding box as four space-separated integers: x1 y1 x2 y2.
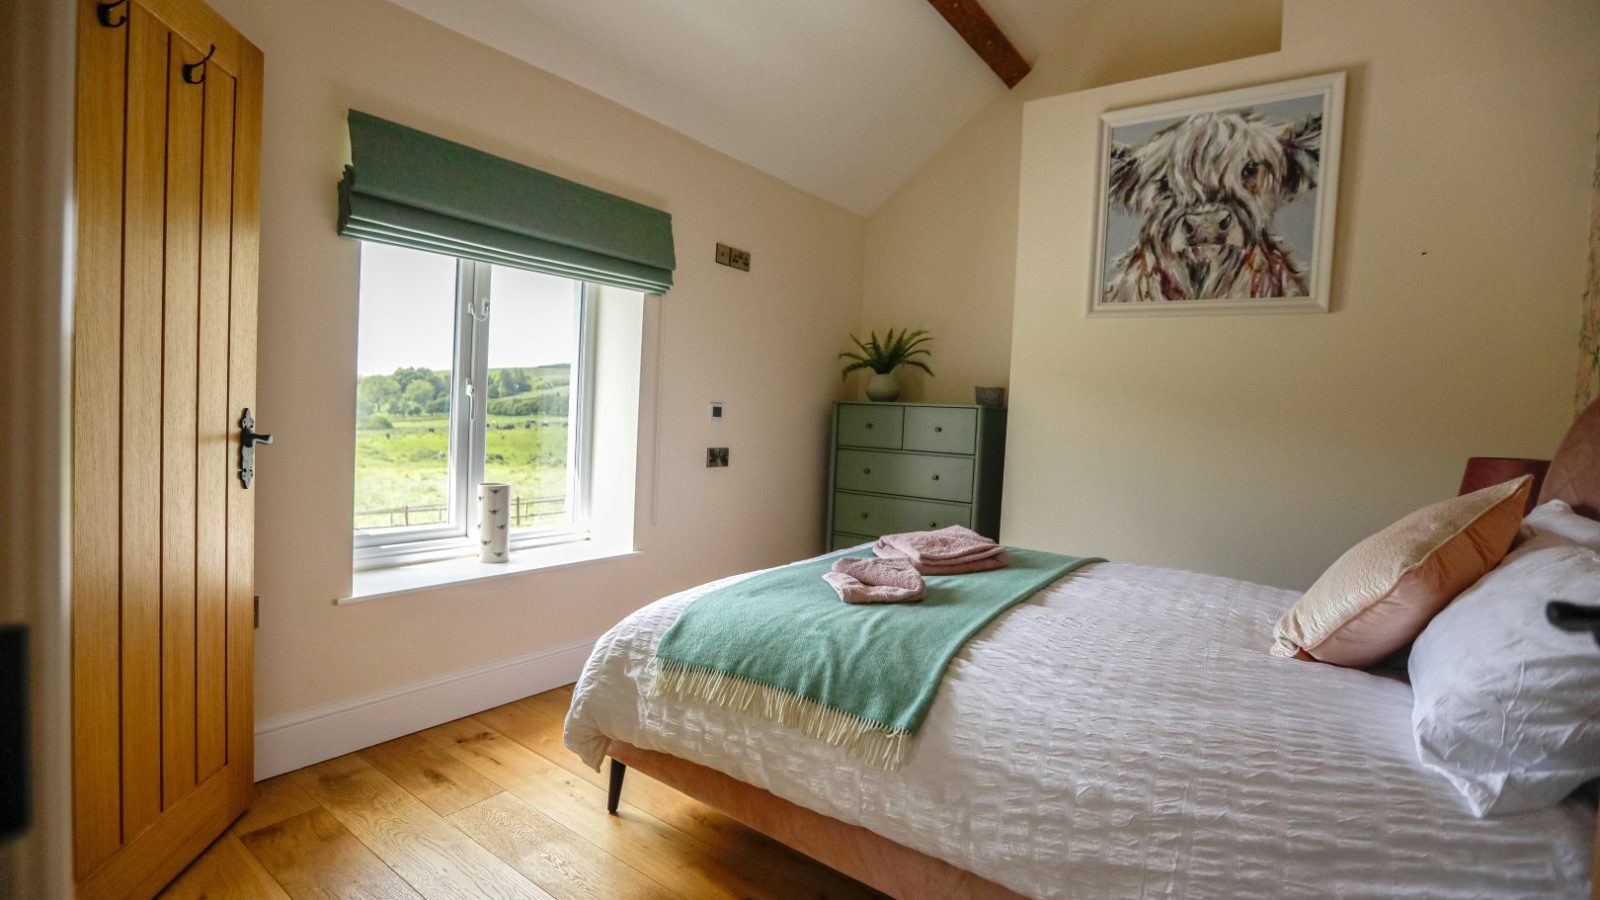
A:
239 408 273 488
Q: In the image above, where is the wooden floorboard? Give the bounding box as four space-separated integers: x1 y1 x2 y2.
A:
160 834 291 900
360 733 503 817
484 692 885 899
228 773 321 837
159 683 885 899
293 753 553 900
450 792 671 900
419 716 755 900
237 807 423 900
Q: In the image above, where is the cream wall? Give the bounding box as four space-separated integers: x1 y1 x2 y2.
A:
205 0 863 727
1007 1 1600 589
859 0 1284 403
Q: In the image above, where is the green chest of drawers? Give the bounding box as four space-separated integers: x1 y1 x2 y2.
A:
826 402 1007 551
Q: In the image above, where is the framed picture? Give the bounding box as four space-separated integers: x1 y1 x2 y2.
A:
1088 72 1346 316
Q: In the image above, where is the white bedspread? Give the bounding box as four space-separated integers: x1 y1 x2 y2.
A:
564 559 1595 899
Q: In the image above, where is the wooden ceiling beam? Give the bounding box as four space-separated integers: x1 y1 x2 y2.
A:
925 0 1031 88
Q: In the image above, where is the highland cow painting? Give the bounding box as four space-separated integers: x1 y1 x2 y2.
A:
1090 73 1345 315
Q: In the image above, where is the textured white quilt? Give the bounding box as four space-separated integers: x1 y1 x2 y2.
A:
564 558 1595 899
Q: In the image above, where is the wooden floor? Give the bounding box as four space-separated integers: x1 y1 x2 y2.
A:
159 683 885 899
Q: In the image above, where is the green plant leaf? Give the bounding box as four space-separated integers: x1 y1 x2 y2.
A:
840 359 875 379
839 327 934 379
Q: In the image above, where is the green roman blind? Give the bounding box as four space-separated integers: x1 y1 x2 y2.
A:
338 110 675 294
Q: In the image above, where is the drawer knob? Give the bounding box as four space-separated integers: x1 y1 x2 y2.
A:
861 512 870 519
865 423 873 429
863 468 872 475
931 474 941 481
929 521 938 528
934 426 943 433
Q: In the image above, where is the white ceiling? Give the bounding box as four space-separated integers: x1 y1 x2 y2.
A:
384 0 1088 215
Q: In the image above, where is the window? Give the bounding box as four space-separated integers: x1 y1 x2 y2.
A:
353 242 596 567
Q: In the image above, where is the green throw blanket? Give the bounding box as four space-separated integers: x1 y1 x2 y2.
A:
648 547 1101 769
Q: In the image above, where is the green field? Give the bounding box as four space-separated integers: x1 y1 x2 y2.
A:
354 365 573 531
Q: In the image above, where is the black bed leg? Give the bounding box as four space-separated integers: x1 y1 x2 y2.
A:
607 759 626 814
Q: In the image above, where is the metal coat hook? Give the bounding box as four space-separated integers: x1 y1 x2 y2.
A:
96 0 128 28
182 44 216 85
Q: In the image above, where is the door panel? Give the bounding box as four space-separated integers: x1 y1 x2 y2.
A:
120 4 170 843
161 29 204 813
225 35 263 834
72 0 128 876
196 66 237 782
73 0 262 895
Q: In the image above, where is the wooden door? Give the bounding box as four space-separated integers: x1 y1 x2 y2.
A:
72 0 262 896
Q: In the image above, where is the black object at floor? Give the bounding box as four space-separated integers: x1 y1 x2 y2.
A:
0 625 28 841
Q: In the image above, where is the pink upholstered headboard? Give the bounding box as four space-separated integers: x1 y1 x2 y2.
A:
1539 397 1600 521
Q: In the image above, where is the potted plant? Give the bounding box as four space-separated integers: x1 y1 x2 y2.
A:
839 328 933 402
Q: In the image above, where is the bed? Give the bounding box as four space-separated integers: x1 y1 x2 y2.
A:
564 403 1600 900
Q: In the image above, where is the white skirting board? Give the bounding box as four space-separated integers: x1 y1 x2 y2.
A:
253 635 598 780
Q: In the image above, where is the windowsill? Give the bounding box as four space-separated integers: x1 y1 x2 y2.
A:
339 540 638 605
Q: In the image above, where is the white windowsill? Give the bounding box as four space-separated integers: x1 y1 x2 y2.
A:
339 541 638 605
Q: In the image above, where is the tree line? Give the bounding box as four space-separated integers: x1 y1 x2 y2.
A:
357 364 571 423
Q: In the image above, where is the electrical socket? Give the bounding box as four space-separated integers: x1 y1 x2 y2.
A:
706 447 729 468
715 243 750 272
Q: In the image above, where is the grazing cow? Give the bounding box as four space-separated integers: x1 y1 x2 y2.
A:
1103 110 1322 303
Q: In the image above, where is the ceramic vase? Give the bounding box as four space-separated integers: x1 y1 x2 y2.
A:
865 371 901 402
478 482 510 563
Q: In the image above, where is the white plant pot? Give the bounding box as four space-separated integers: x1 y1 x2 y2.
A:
478 482 510 563
865 371 901 402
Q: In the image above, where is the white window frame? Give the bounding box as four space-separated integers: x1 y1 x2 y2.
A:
354 251 596 569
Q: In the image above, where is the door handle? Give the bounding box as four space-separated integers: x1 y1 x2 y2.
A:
239 408 273 488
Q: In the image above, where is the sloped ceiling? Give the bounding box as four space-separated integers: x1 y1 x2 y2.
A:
384 0 1089 215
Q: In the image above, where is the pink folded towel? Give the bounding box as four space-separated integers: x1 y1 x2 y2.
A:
874 525 1008 574
832 556 923 589
823 571 926 604
824 556 925 604
875 524 998 562
915 551 1009 576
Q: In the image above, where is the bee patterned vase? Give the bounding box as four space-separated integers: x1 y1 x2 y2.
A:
478 482 511 563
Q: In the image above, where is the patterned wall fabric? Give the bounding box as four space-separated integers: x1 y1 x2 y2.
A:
1577 110 1600 413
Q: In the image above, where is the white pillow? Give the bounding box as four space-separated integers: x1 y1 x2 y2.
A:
1409 543 1600 815
1516 499 1600 554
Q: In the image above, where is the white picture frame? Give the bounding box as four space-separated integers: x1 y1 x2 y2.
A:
1087 71 1346 317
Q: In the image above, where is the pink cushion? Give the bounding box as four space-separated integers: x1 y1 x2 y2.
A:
1271 476 1532 667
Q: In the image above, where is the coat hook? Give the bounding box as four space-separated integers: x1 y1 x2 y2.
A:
182 44 216 85
96 0 128 28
